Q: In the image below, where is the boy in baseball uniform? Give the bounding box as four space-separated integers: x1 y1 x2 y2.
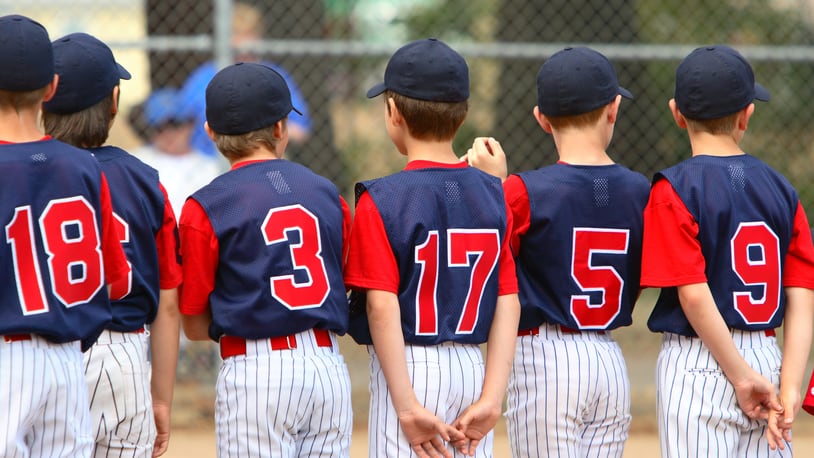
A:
42 33 183 457
466 46 649 457
179 62 353 458
0 15 129 458
344 38 521 458
641 45 814 457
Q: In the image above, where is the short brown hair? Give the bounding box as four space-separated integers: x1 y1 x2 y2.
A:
42 94 114 148
385 90 467 141
212 119 285 160
0 86 49 112
544 104 606 130
684 112 739 135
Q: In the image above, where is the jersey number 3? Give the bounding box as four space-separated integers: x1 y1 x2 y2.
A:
5 198 104 315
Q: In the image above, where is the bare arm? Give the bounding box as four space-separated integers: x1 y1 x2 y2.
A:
678 282 781 419
367 289 463 458
182 309 212 341
150 287 181 457
453 293 520 455
464 137 508 182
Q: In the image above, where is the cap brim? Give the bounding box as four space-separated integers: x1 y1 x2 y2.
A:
117 63 131 80
291 105 303 116
619 86 633 99
754 82 770 102
366 82 387 98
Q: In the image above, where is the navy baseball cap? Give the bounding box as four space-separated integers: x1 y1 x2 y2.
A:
44 33 131 114
0 15 54 91
536 47 633 117
367 38 469 102
674 45 770 120
206 62 302 135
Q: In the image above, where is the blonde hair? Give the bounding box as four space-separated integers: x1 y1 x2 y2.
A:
0 87 49 112
212 119 285 160
233 2 263 38
545 104 606 130
684 112 739 135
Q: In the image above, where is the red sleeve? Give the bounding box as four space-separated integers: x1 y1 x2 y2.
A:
99 173 130 285
155 183 182 289
782 201 814 288
497 206 519 295
640 178 707 287
178 198 218 315
503 175 531 257
340 196 352 266
343 192 400 293
803 369 814 415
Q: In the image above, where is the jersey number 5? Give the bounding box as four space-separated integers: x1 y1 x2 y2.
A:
731 222 781 324
5 197 104 315
262 204 330 310
570 228 629 329
415 229 500 335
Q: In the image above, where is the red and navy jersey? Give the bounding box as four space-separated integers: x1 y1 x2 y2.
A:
643 154 814 336
511 163 651 331
345 161 517 345
90 146 181 332
0 139 129 343
180 159 349 341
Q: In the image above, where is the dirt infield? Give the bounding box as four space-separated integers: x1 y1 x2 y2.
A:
164 422 814 457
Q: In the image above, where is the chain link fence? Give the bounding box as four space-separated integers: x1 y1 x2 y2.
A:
5 0 814 432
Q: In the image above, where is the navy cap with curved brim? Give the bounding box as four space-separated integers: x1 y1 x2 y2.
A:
367 38 469 102
44 33 131 114
0 15 54 91
206 62 302 135
675 45 770 120
536 47 633 117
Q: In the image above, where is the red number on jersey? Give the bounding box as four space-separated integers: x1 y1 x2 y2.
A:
731 222 781 324
415 229 500 335
262 204 330 309
108 212 133 301
570 228 629 329
5 197 104 314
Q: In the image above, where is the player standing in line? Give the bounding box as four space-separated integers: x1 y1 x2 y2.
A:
640 45 814 457
178 62 352 457
0 15 129 458
343 38 521 458
465 46 649 457
41 33 182 457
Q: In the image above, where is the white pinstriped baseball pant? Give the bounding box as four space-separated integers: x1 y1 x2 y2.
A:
367 342 493 457
506 323 631 458
215 329 352 458
84 329 155 458
656 329 789 458
0 335 93 458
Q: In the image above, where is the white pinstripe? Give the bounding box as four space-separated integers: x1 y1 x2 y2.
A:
84 330 155 457
656 330 789 457
506 323 631 458
367 342 492 457
215 329 352 458
0 336 93 458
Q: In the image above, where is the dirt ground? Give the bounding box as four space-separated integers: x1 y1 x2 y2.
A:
164 421 814 457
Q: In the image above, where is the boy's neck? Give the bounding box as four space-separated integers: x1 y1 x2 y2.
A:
404 138 459 164
687 130 744 157
0 107 46 143
228 146 282 167
552 128 614 166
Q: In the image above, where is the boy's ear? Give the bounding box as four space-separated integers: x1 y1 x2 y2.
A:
737 103 755 131
204 122 217 141
607 94 622 124
533 106 553 134
42 74 60 102
273 118 287 139
110 86 120 116
668 98 688 130
386 97 402 125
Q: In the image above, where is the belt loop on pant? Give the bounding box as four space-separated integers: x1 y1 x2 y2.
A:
220 329 333 359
